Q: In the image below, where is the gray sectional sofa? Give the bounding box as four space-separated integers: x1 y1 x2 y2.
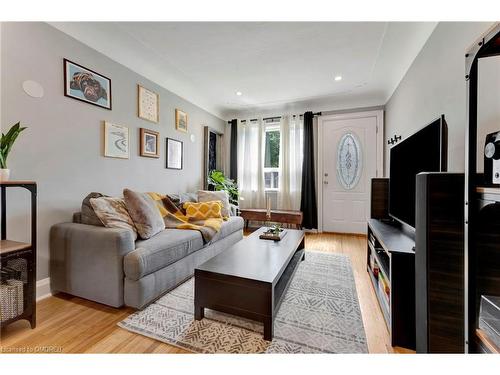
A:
50 211 244 309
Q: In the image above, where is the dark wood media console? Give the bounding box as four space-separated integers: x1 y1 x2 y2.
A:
369 175 466 352
368 177 416 349
367 218 416 349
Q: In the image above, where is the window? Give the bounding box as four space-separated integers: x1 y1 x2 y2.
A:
264 124 280 190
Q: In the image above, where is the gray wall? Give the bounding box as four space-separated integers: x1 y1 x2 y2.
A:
384 22 494 175
1 22 225 281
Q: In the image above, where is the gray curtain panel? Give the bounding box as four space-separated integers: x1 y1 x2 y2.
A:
230 119 238 181
300 111 318 229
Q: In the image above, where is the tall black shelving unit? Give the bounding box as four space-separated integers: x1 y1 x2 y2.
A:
465 23 500 353
0 180 37 329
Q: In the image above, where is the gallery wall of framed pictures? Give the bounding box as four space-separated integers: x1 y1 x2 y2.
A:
63 57 191 170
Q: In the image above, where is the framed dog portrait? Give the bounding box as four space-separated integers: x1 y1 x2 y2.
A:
140 128 160 158
64 58 112 110
175 109 188 132
166 138 183 169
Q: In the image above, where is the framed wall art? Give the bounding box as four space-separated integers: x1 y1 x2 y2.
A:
64 58 112 110
140 128 160 158
103 122 129 159
166 138 183 170
138 84 159 123
175 109 188 132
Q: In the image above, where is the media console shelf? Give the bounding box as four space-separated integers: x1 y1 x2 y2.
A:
465 23 500 353
367 218 416 350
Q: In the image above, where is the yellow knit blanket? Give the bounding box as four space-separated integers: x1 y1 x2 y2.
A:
147 193 223 243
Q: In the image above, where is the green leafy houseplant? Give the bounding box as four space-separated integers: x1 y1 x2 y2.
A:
207 170 239 205
1 122 27 169
268 223 282 235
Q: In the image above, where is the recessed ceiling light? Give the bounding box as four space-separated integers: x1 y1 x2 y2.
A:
334 76 342 81
236 91 243 96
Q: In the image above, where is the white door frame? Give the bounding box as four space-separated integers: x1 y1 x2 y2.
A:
317 110 384 233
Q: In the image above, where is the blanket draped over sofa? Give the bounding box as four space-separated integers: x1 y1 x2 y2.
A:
147 193 223 243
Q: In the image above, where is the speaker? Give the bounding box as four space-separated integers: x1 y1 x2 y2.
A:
484 131 500 185
371 178 389 220
415 173 464 353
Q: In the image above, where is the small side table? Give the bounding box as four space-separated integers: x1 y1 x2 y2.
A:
0 181 37 329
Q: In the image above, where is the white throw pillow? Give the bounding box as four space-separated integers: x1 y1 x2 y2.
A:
197 190 231 218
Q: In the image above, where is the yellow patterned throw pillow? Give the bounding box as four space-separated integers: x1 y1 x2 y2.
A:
183 201 223 220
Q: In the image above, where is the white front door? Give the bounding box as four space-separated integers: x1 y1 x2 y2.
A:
318 111 383 234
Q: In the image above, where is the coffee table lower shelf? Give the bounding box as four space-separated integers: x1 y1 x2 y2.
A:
194 248 305 341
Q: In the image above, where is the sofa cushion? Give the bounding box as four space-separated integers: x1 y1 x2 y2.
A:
123 217 244 281
123 188 165 240
124 229 204 280
198 190 231 218
183 201 223 220
213 216 244 242
81 192 107 226
90 197 138 240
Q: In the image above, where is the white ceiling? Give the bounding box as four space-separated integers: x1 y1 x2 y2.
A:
50 22 437 119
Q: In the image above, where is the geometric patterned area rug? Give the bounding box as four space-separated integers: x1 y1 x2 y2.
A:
118 251 368 353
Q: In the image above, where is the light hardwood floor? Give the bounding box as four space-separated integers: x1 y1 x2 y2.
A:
0 232 412 354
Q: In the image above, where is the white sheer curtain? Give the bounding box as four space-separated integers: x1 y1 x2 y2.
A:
278 115 304 210
237 119 266 208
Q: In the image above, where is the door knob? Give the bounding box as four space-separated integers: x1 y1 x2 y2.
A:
323 181 328 185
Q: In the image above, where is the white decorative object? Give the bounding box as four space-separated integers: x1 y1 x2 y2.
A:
103 122 129 159
190 133 196 143
0 169 11 181
336 132 362 190
22 80 44 98
138 85 159 123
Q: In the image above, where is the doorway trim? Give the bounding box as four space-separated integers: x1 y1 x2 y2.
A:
317 110 384 233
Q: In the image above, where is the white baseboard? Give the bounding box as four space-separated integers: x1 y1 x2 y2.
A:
304 228 318 234
36 277 52 301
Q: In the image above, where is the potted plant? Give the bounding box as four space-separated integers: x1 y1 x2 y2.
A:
207 170 239 205
1 122 27 181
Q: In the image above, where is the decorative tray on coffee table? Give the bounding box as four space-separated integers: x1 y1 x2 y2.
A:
259 228 287 241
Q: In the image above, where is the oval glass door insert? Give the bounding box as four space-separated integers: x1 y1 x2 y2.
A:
336 132 362 190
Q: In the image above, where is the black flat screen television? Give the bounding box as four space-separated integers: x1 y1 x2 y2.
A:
389 115 448 228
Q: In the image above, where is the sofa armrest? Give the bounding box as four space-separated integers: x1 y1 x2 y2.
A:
50 222 135 307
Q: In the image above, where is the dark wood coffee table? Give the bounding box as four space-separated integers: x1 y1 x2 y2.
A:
194 227 305 341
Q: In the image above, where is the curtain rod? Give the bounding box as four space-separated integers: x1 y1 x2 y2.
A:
230 112 321 123
263 116 282 122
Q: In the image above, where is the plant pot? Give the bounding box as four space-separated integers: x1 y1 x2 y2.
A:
0 169 11 181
